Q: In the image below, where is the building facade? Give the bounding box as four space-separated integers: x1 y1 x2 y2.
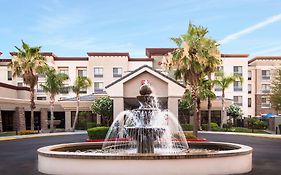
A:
1 48 275 132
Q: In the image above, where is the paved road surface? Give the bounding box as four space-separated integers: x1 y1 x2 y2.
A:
0 133 281 175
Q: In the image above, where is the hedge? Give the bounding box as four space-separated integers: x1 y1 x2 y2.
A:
87 127 109 139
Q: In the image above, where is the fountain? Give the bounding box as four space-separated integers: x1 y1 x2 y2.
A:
38 81 252 175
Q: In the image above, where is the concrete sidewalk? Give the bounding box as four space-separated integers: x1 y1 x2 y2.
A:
199 131 281 139
0 130 87 141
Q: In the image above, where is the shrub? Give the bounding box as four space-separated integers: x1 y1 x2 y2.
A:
184 132 196 139
87 127 109 139
201 122 219 131
18 130 38 135
181 124 193 131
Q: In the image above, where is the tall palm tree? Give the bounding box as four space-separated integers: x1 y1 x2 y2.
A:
163 23 219 137
214 71 243 128
72 76 92 131
41 67 69 132
8 40 46 130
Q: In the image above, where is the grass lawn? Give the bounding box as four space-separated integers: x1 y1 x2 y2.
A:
212 127 269 134
0 131 17 137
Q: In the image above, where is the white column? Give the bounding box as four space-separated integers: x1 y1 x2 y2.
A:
113 97 124 120
65 110 71 131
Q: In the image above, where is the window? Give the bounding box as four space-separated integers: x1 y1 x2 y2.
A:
248 71 252 80
214 85 222 91
17 82 23 87
37 82 44 92
94 67 103 77
233 66 243 76
60 84 69 94
261 96 271 108
216 66 224 72
113 67 122 77
261 84 270 93
248 84 252 94
234 96 243 106
248 98 251 107
37 96 46 100
77 67 87 77
262 70 270 80
94 82 103 93
234 81 242 91
7 71 12 81
58 67 69 76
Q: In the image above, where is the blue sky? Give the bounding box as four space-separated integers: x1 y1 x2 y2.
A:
1 0 281 58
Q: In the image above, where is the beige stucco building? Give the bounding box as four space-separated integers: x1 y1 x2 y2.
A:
0 48 261 132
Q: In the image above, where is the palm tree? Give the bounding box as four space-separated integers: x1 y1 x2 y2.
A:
71 76 92 131
41 67 69 132
214 71 243 128
163 23 220 137
8 40 46 130
197 78 216 130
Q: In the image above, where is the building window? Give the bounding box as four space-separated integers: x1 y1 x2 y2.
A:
234 81 242 91
261 96 271 108
262 70 270 80
233 66 243 76
248 84 252 94
248 71 252 80
37 96 46 100
37 82 44 93
60 84 69 94
214 85 222 91
234 96 243 106
58 67 69 76
94 67 103 78
248 98 251 107
18 82 23 87
113 67 122 77
261 84 270 93
77 68 87 77
216 66 224 72
94 82 103 93
7 71 12 81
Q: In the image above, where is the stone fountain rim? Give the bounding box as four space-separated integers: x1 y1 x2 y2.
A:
37 142 252 160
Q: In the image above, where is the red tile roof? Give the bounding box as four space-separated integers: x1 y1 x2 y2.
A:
221 54 249 58
248 56 281 64
129 58 154 61
0 82 29 91
87 52 130 57
146 48 175 58
54 57 88 61
0 51 2 56
0 59 11 62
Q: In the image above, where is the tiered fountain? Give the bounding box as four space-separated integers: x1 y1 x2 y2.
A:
38 82 252 175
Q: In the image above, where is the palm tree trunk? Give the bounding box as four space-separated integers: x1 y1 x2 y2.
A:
207 74 212 131
191 85 198 137
50 95 55 133
197 98 202 130
30 88 35 130
220 90 225 128
72 95 80 132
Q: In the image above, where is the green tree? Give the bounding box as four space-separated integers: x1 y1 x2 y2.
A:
270 68 281 113
163 23 220 137
41 67 68 132
72 76 92 131
179 90 194 123
91 96 113 126
227 104 243 126
8 40 47 130
214 71 243 128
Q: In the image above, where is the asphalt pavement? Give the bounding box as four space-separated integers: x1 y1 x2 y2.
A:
0 132 280 175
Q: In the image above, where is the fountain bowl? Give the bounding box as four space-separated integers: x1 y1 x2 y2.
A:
38 141 252 175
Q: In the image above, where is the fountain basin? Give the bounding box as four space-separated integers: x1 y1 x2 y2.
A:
38 142 252 175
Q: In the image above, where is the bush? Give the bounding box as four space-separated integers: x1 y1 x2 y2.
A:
18 130 38 135
181 124 193 131
201 122 219 131
184 132 196 139
87 127 109 139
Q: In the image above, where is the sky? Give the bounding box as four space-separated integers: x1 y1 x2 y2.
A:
1 0 281 58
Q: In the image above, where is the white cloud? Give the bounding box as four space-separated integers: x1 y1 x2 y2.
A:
219 13 281 44
252 44 281 56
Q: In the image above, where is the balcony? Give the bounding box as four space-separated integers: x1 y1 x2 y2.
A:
234 87 242 91
234 102 243 106
262 76 270 80
113 73 122 78
262 89 270 93
261 103 271 108
94 74 103 78
60 87 69 94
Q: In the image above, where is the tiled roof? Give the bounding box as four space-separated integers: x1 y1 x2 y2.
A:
248 56 281 64
146 48 175 58
0 59 11 62
10 52 57 57
54 57 88 61
59 92 107 101
128 58 154 61
87 52 130 57
0 82 29 91
221 54 249 58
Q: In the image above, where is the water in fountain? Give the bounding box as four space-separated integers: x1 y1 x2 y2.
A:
102 81 188 155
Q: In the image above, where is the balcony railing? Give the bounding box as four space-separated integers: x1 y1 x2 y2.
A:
60 87 69 94
262 76 270 80
234 102 243 106
262 89 270 93
234 87 242 91
113 74 122 78
261 103 271 108
94 74 103 78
